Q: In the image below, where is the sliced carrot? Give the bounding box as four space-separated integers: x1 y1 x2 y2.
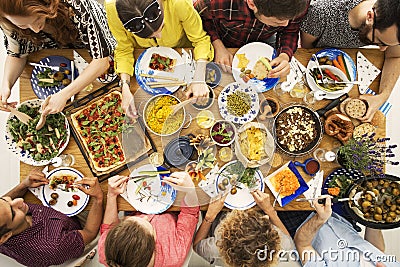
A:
338 53 351 80
333 59 345 73
324 69 339 81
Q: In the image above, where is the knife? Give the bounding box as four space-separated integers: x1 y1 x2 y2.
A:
296 197 350 204
70 60 75 103
129 174 157 181
29 62 60 71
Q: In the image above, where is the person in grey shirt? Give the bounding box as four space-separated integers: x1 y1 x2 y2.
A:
300 0 400 123
193 190 294 266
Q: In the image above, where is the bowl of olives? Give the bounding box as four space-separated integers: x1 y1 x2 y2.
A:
344 174 400 229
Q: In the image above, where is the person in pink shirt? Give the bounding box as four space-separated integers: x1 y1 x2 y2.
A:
98 172 199 267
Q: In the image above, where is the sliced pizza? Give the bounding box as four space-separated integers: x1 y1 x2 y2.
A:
149 53 176 72
71 91 126 173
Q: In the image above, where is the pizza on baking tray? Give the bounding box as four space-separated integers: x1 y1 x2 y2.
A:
71 91 126 172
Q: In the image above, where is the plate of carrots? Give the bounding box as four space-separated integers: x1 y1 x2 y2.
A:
306 48 356 99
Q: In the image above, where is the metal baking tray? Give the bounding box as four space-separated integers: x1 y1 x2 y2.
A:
64 81 156 182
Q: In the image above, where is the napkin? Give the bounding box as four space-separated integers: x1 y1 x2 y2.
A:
198 164 220 198
303 170 324 206
357 51 381 94
73 50 89 75
282 56 306 91
182 49 195 85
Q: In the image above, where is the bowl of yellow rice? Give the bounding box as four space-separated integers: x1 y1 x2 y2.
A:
143 94 185 136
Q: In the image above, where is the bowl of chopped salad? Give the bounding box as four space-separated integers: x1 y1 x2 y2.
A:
5 99 70 166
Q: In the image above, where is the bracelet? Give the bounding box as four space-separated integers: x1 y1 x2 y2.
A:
203 217 214 224
119 79 131 88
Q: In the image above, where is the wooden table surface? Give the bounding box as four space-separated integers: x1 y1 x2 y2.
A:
19 48 386 211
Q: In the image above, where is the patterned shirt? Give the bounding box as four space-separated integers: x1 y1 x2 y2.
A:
300 0 365 48
2 0 115 58
98 205 200 267
0 203 85 267
194 0 309 59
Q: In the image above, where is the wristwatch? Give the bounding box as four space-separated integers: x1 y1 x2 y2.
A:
119 79 131 88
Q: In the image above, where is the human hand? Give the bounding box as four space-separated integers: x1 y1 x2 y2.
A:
251 190 275 215
163 172 195 192
107 175 129 198
206 193 227 221
41 91 68 115
185 82 209 105
312 195 332 223
22 169 48 188
75 177 103 200
213 41 233 73
0 87 17 112
121 86 138 120
359 94 383 122
268 53 290 78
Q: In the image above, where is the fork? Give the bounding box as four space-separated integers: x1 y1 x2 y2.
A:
273 187 283 207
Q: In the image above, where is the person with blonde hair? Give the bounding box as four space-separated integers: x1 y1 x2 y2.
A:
194 190 294 266
0 0 116 117
105 0 214 118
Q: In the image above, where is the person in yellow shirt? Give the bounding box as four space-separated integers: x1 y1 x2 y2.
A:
105 0 214 118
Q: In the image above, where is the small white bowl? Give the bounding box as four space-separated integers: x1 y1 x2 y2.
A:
307 65 352 95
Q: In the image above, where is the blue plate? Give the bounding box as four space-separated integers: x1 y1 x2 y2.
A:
127 164 177 214
205 62 222 88
232 42 280 92
135 47 185 95
218 82 259 124
30 55 79 99
265 161 309 207
322 168 363 216
306 48 357 99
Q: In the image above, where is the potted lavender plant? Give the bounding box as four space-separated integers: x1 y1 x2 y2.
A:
337 133 398 176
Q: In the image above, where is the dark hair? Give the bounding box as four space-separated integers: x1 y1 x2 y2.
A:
104 219 156 267
0 0 79 46
374 0 400 42
115 0 163 38
0 223 11 239
253 0 308 20
216 209 281 267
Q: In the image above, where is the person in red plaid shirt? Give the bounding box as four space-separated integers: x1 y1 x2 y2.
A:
194 0 309 77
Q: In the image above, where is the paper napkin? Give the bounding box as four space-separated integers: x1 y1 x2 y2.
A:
357 51 381 94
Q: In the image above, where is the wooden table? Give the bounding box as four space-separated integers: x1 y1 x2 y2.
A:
19 48 386 211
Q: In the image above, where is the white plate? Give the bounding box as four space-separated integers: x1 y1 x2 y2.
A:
135 47 185 95
126 164 176 214
5 99 70 166
232 42 280 92
306 48 357 99
264 161 309 207
215 160 264 210
41 167 89 216
218 82 259 124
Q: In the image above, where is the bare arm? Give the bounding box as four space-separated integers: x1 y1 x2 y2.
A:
300 31 318 48
2 169 48 198
212 39 233 73
294 197 332 265
75 177 104 245
0 55 27 109
42 57 110 114
103 176 128 226
193 194 227 247
251 190 290 236
360 45 400 122
364 227 385 252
